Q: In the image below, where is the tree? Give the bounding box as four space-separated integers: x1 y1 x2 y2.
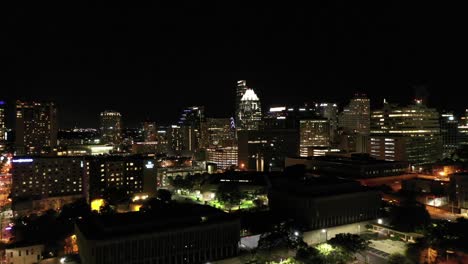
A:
216 183 243 207
328 233 369 256
296 242 324 264
390 202 430 232
388 253 414 264
156 189 172 203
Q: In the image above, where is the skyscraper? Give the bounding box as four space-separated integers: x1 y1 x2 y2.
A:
370 99 441 165
142 121 157 142
100 110 122 145
315 102 339 142
440 112 459 158
238 89 262 131
178 106 205 152
235 80 248 125
339 94 370 135
15 101 58 155
202 118 236 148
299 118 331 157
0 101 5 151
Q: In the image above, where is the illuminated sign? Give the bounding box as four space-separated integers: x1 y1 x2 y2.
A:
145 161 155 169
12 158 33 163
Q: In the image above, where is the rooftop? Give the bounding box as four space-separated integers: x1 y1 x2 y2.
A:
76 203 236 240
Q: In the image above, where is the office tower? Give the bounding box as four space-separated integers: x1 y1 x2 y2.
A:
339 94 370 135
178 106 205 152
11 156 85 199
58 128 100 146
206 146 238 169
142 121 157 142
235 80 248 125
461 109 468 126
15 101 58 155
262 105 316 130
100 111 122 145
168 125 183 153
440 112 459 158
237 89 262 131
0 101 5 151
370 99 441 165
202 118 236 148
315 102 339 141
299 118 330 157
237 129 299 171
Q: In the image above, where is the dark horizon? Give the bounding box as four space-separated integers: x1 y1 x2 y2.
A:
2 3 466 128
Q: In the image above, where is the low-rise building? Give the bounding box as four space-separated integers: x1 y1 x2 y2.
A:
268 176 381 229
285 154 408 178
5 242 44 264
76 204 240 264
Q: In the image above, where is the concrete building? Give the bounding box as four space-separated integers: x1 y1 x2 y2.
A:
206 146 238 170
451 173 468 216
100 111 122 145
11 157 86 200
370 100 441 165
238 129 299 172
15 101 58 155
269 176 381 229
76 205 240 264
286 154 408 178
339 94 370 135
5 242 44 264
440 112 459 158
299 118 330 157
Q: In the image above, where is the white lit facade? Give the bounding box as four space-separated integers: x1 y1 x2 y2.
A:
370 100 441 165
206 146 238 169
238 89 262 131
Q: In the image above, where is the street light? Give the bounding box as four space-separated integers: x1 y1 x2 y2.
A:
294 231 299 237
321 229 328 242
377 218 383 225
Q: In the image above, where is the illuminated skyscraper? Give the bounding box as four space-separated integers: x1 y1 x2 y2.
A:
15 101 58 155
142 121 157 142
0 101 5 150
299 118 331 157
370 99 441 165
339 94 370 135
100 110 122 145
315 102 339 142
202 118 236 148
238 89 262 131
235 80 248 125
179 106 205 152
440 112 459 158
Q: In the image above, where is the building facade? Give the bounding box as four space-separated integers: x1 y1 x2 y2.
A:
339 94 370 135
440 112 459 158
237 89 262 131
299 119 331 157
100 111 122 145
76 207 240 264
15 101 58 155
5 243 44 264
370 100 442 165
0 100 5 151
206 146 238 170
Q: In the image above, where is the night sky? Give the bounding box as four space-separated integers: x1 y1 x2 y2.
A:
1 3 465 128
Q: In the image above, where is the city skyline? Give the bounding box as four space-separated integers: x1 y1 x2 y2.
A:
2 3 466 128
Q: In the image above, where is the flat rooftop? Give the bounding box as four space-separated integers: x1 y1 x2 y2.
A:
77 203 236 240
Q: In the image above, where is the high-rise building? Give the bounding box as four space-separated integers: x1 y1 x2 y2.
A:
142 121 157 142
315 102 339 142
178 106 205 152
339 94 370 135
370 99 441 165
440 112 459 158
235 80 249 125
299 118 330 157
15 101 58 155
0 101 6 151
262 106 316 130
100 111 122 145
238 129 299 171
206 146 238 169
202 118 236 148
168 125 183 153
238 89 262 131
461 109 468 126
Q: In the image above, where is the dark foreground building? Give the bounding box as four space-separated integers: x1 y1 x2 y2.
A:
76 204 240 264
269 176 381 229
